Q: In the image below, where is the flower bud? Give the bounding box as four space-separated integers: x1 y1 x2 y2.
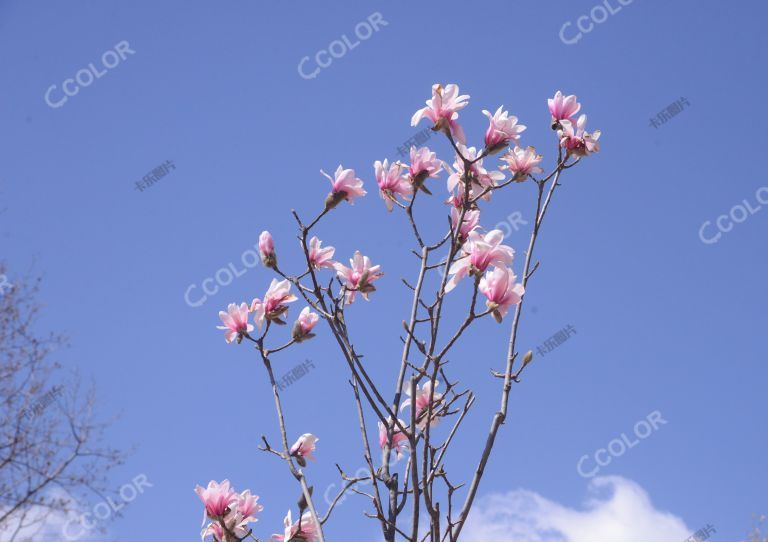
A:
292 321 315 343
522 350 534 365
259 231 277 269
290 433 318 468
292 307 319 343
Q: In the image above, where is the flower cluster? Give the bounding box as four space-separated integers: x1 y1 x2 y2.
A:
548 90 601 156
195 438 321 542
376 380 447 462
446 229 524 321
411 85 598 320
195 480 263 541
218 230 386 344
217 280 313 342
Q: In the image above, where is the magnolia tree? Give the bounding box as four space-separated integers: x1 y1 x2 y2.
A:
195 84 601 542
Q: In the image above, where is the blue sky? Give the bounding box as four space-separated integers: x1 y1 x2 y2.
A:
1 0 766 540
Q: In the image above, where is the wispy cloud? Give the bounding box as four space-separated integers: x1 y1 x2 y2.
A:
0 489 94 542
464 476 690 542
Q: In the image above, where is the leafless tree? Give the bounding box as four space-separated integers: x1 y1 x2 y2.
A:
0 265 123 541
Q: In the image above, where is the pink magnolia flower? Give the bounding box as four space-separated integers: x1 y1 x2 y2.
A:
548 90 581 123
479 266 525 322
409 146 442 194
272 510 318 542
374 159 412 211
446 145 504 201
334 251 383 305
401 381 444 429
201 489 263 541
409 146 442 179
378 418 410 460
411 83 469 144
251 279 297 328
236 490 264 523
446 189 465 209
195 480 238 518
559 114 601 157
202 521 225 541
292 307 319 343
445 230 515 292
308 236 335 269
217 303 254 344
450 207 480 240
482 106 526 153
500 146 544 181
321 165 367 209
260 231 277 269
289 433 318 466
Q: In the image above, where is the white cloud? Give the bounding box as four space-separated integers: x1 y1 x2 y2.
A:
0 489 96 542
464 476 690 542
0 506 72 542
